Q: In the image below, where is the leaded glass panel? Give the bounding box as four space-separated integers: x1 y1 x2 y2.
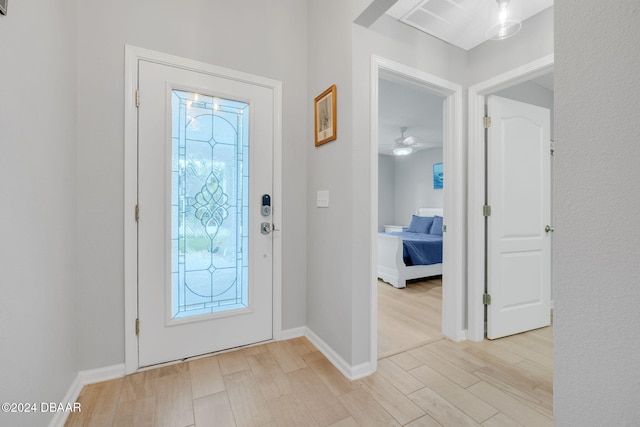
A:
171 90 249 319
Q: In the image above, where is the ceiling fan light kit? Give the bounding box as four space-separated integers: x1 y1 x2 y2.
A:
381 126 439 157
393 146 413 156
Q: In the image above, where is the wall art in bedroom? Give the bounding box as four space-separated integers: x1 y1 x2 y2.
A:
433 163 443 189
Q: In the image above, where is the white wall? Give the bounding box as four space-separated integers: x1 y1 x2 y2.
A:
378 149 444 231
76 0 309 370
0 1 78 426
306 0 357 365
378 155 395 231
394 148 444 224
467 7 554 86
554 1 640 425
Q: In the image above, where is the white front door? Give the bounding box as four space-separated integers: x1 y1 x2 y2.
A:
486 95 551 339
137 59 275 367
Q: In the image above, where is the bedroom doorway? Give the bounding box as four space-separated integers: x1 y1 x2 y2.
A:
376 76 446 358
370 56 465 367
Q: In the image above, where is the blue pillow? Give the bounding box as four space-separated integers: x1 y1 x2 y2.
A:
430 216 443 236
407 215 434 233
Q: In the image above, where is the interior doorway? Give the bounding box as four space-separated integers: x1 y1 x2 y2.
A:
369 56 465 369
467 55 555 341
376 76 446 358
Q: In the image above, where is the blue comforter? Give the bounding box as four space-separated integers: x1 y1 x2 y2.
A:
382 232 443 266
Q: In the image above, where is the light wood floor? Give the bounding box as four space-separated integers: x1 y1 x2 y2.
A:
66 326 553 426
377 277 444 358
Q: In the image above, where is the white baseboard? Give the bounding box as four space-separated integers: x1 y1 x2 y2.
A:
48 364 125 427
304 327 374 381
280 326 306 340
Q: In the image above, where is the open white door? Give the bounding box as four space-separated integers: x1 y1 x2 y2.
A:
486 95 551 339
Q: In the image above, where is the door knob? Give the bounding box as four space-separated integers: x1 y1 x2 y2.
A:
261 222 272 234
545 225 555 233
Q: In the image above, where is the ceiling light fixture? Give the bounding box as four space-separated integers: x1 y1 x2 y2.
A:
393 146 413 156
486 0 521 41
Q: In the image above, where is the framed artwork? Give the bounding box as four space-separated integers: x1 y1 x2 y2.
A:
0 0 7 15
433 163 443 189
314 85 337 146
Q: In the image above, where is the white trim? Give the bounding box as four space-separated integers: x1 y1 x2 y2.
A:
280 326 306 340
370 55 467 372
124 45 283 374
124 45 139 375
48 364 125 427
304 327 374 380
467 54 554 341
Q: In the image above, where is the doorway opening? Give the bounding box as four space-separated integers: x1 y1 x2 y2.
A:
468 54 554 341
376 76 446 358
369 56 465 370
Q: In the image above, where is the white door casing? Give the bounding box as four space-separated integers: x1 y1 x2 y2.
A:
124 46 282 372
486 95 551 339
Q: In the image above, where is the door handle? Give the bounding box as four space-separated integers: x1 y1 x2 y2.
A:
545 225 555 233
261 222 272 235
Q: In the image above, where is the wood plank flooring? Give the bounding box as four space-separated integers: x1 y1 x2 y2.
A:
377 277 444 358
66 328 553 426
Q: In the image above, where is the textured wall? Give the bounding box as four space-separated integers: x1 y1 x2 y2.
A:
554 1 640 425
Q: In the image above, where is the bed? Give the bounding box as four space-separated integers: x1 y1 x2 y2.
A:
378 208 443 289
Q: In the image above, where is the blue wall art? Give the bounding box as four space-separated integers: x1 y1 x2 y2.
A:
433 163 443 189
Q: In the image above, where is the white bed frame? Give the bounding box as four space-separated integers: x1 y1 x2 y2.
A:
377 208 443 289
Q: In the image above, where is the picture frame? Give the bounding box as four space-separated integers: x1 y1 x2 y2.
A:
433 163 443 189
0 0 7 16
314 84 337 146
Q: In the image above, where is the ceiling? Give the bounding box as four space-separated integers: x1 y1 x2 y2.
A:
376 0 554 156
378 76 444 156
385 0 554 50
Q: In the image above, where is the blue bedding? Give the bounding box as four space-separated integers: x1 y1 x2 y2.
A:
382 231 443 266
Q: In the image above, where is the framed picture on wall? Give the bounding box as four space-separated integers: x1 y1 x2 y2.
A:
433 163 443 189
314 85 337 146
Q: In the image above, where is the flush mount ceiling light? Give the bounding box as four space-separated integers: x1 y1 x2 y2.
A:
393 146 413 156
486 0 522 41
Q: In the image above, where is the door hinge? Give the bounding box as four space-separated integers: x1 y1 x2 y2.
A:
135 318 140 336
135 89 140 108
483 116 491 128
483 205 491 217
135 204 140 222
483 293 492 305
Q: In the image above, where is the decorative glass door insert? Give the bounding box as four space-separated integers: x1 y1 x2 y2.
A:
171 90 249 320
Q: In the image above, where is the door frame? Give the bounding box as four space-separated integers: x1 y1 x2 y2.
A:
370 55 465 369
123 45 283 374
467 54 554 341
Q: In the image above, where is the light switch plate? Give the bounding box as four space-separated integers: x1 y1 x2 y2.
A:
317 190 329 208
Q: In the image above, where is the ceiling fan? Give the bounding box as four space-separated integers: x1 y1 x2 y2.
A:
380 127 435 156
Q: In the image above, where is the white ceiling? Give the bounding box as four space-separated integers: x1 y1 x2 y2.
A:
377 0 554 156
386 0 553 50
378 76 444 156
